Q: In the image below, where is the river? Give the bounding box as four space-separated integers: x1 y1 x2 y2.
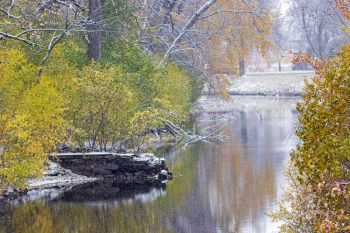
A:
0 96 300 233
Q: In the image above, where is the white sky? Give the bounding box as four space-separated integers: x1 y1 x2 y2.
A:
280 0 290 15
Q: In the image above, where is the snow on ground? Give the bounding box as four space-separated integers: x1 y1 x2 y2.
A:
28 162 98 190
229 71 314 96
197 95 300 117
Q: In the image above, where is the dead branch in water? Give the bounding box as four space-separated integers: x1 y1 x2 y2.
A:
157 118 229 146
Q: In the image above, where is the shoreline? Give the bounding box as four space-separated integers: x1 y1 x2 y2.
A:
0 162 99 205
0 152 172 205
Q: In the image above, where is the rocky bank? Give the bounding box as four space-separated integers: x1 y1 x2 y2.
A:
1 153 172 204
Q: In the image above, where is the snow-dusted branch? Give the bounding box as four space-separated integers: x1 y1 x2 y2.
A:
156 117 229 146
197 9 261 21
37 32 66 77
0 31 38 47
159 0 217 66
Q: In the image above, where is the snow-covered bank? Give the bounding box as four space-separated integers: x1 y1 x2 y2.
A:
28 162 98 190
0 162 96 204
197 95 300 116
1 152 172 204
229 71 314 96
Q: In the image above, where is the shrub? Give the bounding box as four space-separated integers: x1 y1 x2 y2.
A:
0 40 195 188
271 47 350 232
67 63 135 150
0 49 67 187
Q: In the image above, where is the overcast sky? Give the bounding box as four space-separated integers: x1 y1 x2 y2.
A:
280 0 289 15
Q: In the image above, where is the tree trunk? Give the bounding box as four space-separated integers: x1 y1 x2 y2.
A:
278 59 282 72
0 154 4 168
88 0 103 60
0 146 5 168
301 8 320 58
239 59 245 76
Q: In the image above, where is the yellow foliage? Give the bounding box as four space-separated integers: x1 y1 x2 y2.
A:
271 46 350 232
0 49 67 187
0 43 193 188
155 64 191 120
68 63 135 150
202 0 272 75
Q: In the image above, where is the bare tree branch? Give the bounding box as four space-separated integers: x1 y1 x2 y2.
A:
0 31 38 47
197 9 260 21
37 31 66 77
159 0 218 65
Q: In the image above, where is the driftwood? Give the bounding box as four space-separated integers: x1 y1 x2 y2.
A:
150 117 229 146
56 115 230 154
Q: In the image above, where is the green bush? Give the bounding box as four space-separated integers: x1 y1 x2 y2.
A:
271 47 350 232
0 39 196 187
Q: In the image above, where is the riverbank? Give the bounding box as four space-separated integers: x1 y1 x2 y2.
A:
0 162 97 205
0 153 172 205
0 95 299 233
29 162 99 190
229 71 314 96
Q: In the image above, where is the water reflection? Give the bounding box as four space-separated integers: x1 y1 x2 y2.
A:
0 96 299 233
189 96 299 233
51 182 167 203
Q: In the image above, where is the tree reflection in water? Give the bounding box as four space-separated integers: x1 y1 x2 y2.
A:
0 96 299 233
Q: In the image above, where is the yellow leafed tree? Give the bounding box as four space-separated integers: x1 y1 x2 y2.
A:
0 49 67 188
204 0 272 76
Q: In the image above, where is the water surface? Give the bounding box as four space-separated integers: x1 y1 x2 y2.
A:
0 96 300 233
